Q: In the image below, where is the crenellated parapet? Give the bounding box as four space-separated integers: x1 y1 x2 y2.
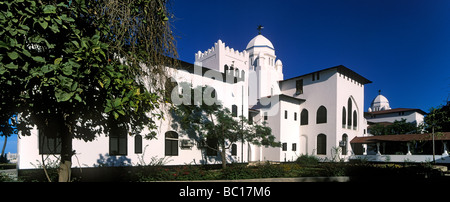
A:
195 39 248 62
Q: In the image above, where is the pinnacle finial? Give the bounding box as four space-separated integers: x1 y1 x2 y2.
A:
257 25 264 35
378 90 381 95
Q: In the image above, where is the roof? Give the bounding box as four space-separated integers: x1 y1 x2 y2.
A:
250 94 306 110
350 132 450 144
246 34 275 50
365 108 427 116
281 65 372 85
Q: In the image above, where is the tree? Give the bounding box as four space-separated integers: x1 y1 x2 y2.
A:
424 103 450 163
0 0 177 181
0 116 17 163
171 84 280 169
368 119 422 136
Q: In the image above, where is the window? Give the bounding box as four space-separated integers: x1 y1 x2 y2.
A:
353 110 357 130
295 79 303 95
109 124 127 156
206 138 218 156
165 131 178 156
292 143 297 151
248 112 253 125
341 134 348 155
316 106 327 124
284 110 288 119
264 112 268 121
317 134 327 155
232 105 238 117
231 144 237 156
300 109 308 125
282 143 288 151
294 112 297 121
347 98 352 128
317 72 320 80
135 135 142 154
342 107 346 128
39 129 61 155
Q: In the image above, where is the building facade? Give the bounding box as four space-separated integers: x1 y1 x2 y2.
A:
17 34 372 169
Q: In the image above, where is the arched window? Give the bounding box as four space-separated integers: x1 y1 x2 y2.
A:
317 134 327 155
135 135 142 154
316 106 327 124
165 131 178 156
232 105 238 117
342 107 346 128
224 65 229 74
353 110 357 130
231 144 237 156
300 109 308 125
341 134 348 155
347 98 352 128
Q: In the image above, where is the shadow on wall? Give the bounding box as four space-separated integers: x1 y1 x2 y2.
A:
95 153 131 167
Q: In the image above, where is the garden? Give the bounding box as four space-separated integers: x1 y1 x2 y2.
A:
6 154 448 182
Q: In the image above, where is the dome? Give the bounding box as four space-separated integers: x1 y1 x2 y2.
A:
246 35 274 50
370 94 391 111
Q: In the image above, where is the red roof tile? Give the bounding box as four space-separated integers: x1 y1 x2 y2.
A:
350 132 450 144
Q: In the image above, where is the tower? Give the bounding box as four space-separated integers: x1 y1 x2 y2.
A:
246 34 283 102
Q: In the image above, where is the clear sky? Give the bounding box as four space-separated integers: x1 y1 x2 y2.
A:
2 0 450 154
170 0 450 111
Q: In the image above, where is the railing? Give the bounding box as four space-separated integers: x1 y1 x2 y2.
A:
350 154 450 164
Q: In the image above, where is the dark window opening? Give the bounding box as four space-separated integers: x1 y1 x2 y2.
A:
300 109 308 125
165 131 178 156
295 79 303 95
316 106 327 124
317 134 327 155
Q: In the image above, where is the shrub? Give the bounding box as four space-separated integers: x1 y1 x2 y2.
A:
295 154 320 166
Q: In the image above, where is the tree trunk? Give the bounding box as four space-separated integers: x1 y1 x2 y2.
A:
221 144 227 169
58 123 73 182
1 135 7 158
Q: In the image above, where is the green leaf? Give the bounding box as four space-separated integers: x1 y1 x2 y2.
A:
113 111 119 119
32 56 46 63
113 98 121 107
54 58 62 65
0 65 6 74
55 88 75 102
21 49 31 57
5 62 18 70
60 14 75 22
7 51 19 60
74 94 82 103
41 65 53 73
43 5 56 14
38 20 48 29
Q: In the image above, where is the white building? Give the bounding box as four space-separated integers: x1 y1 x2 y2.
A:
17 33 373 170
365 92 426 127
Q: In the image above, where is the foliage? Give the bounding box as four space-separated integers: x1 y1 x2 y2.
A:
295 154 320 166
0 0 177 181
171 84 280 169
424 103 450 132
369 118 423 136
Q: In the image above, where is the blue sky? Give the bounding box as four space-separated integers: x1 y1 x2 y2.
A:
2 0 450 154
171 0 450 110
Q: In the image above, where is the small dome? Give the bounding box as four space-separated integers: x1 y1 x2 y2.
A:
246 35 274 50
275 59 282 66
370 94 391 111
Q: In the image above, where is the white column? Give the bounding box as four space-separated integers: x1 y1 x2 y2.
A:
376 142 381 155
406 142 412 155
443 141 449 157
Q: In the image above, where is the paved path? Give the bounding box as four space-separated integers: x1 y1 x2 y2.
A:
160 176 351 182
0 169 18 181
